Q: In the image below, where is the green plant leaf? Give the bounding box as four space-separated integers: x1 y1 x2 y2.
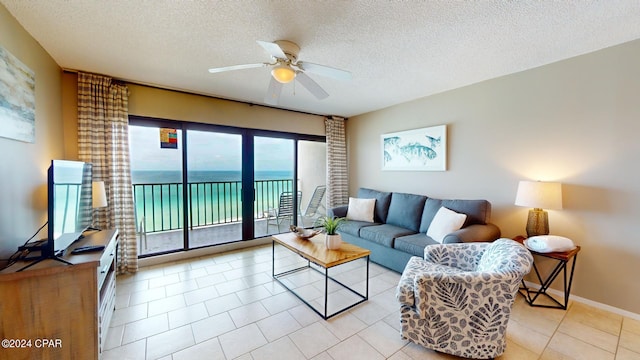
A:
316 216 346 235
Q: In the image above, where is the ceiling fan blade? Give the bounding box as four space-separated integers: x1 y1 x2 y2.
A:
264 76 283 105
298 62 352 81
256 40 287 59
296 72 329 100
208 63 267 73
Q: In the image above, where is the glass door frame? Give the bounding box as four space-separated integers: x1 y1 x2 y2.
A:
129 115 325 256
245 129 327 238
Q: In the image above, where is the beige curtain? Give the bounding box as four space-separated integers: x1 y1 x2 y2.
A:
325 116 349 209
77 72 138 273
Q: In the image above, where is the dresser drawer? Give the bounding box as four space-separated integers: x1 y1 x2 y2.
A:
97 236 117 289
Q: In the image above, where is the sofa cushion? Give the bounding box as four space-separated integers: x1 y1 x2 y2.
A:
346 197 376 222
426 207 467 243
358 188 392 223
360 224 416 247
339 220 377 237
442 199 491 226
419 198 491 232
394 233 441 257
385 192 427 232
419 198 444 233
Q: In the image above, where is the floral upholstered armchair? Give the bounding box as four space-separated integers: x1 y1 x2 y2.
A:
396 238 533 359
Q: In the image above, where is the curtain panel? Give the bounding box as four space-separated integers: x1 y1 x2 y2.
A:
77 72 138 273
325 116 349 209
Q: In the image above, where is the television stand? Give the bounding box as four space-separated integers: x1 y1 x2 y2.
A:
0 229 119 359
16 253 74 272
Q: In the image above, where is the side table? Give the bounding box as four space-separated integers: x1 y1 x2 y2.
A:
514 235 580 310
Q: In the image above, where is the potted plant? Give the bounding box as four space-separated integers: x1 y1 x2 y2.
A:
316 216 346 250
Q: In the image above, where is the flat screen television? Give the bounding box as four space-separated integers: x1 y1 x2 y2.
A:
18 160 93 271
44 160 93 258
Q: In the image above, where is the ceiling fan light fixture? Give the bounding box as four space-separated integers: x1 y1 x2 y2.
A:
271 64 296 83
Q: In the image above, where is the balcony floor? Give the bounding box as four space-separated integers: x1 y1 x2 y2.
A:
139 215 321 256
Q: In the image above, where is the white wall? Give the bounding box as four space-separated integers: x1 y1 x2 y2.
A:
347 39 640 314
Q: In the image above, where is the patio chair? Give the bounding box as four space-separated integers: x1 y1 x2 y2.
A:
300 185 326 227
265 191 302 233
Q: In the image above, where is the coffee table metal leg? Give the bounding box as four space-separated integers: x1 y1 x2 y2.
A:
366 255 369 299
324 267 329 318
272 249 369 320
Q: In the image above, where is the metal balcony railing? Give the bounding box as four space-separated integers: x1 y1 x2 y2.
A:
132 179 294 234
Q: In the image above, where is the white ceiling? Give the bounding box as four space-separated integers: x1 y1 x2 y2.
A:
2 1 640 117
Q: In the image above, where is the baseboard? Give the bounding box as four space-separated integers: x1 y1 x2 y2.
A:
523 280 640 321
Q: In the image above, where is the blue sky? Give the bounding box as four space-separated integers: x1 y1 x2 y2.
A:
129 126 293 172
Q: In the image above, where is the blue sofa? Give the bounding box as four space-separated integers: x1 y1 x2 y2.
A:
329 188 501 273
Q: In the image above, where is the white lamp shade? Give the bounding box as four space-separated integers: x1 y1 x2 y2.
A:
271 64 296 83
515 180 562 210
92 181 108 208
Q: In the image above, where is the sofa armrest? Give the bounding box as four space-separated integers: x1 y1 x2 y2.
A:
442 223 501 244
328 205 348 218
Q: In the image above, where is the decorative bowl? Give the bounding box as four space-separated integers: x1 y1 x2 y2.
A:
290 226 320 240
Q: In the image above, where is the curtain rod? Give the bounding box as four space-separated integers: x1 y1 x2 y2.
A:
63 68 339 118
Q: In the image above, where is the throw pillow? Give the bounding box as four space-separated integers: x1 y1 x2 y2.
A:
427 206 467 243
524 235 576 253
346 197 376 222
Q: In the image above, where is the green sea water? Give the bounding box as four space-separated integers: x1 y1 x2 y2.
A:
132 170 294 232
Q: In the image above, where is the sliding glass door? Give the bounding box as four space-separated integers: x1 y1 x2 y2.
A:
129 116 325 257
186 130 243 247
254 136 295 237
298 140 327 228
129 125 185 256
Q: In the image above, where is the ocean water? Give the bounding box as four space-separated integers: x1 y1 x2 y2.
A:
131 170 294 232
131 170 293 184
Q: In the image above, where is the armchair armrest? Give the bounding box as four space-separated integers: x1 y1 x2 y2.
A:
443 223 501 244
397 256 464 307
423 242 489 271
328 205 348 218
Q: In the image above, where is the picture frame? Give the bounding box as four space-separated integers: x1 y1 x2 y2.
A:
0 45 36 143
381 124 447 171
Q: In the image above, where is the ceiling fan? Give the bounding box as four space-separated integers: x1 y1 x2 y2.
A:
208 40 351 105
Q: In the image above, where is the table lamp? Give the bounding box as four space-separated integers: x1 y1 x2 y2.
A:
92 181 108 209
91 181 108 231
515 180 562 237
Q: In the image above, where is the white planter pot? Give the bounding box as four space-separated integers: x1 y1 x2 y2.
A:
325 234 342 250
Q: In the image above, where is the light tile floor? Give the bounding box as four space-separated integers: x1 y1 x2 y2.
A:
105 244 640 360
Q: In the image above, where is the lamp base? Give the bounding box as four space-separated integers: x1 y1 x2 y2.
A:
526 208 549 238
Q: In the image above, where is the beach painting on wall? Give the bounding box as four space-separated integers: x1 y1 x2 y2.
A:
381 124 447 171
0 45 36 143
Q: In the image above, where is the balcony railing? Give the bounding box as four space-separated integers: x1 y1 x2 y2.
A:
132 179 294 234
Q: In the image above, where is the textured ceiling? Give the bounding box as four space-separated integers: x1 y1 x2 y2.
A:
2 0 640 117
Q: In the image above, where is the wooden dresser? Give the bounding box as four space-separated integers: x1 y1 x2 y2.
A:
0 229 118 360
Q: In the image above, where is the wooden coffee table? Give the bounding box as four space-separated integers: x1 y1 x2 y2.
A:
271 232 371 320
